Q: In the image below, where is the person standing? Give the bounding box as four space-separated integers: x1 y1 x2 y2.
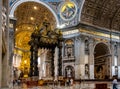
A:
70 78 73 86
113 76 118 89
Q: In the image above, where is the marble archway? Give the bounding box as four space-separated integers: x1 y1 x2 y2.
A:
9 0 59 26
94 43 110 79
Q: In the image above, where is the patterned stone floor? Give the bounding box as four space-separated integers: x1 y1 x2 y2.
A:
13 81 120 89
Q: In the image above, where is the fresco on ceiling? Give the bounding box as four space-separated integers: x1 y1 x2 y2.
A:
58 0 80 28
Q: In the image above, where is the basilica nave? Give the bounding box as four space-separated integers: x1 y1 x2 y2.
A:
0 0 120 89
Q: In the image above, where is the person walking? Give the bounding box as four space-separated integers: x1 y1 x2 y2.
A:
113 76 118 89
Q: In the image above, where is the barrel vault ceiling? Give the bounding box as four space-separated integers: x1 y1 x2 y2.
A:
81 0 120 32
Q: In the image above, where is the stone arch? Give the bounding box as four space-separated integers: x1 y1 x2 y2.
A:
94 42 111 55
9 0 60 26
94 42 110 56
94 42 110 79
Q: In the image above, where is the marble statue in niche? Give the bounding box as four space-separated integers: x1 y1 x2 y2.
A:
67 47 73 57
65 67 73 78
95 65 104 79
85 64 89 75
64 46 73 57
85 40 89 54
67 68 72 77
65 46 68 57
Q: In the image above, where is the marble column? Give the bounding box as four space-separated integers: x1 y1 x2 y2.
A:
74 37 81 79
118 43 120 78
79 36 86 79
8 18 16 88
9 18 16 65
0 1 2 87
2 2 12 88
111 42 115 78
89 39 94 79
2 52 9 87
115 43 119 78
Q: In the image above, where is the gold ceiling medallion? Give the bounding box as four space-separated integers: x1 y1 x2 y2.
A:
60 0 77 21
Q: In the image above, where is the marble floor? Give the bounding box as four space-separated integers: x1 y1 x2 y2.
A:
12 81 120 89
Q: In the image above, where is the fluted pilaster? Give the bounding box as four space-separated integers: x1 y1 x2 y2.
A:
88 38 94 79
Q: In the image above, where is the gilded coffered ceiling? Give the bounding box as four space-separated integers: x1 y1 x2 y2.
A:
14 2 56 51
81 0 120 31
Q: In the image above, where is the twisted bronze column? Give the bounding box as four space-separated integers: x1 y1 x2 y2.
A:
51 47 55 76
58 41 62 76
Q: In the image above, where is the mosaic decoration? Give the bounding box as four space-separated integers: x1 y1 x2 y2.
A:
60 1 77 21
